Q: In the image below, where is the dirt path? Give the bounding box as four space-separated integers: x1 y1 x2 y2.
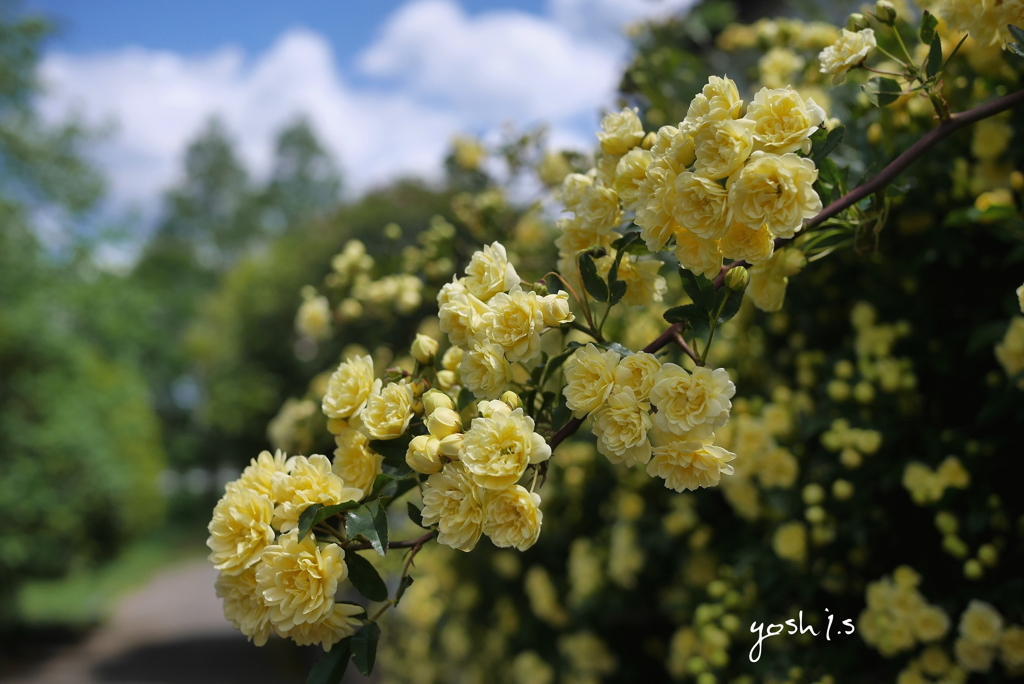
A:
5 560 318 684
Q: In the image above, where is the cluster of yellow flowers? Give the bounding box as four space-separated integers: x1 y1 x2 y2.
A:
208 450 366 650
562 342 737 492
938 0 1024 49
820 418 883 469
858 566 951 657
952 600 1024 675
716 18 841 53
438 241 574 398
295 285 333 341
902 456 970 505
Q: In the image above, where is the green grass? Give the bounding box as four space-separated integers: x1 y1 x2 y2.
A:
17 530 208 626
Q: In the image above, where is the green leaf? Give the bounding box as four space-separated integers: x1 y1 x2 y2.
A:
297 501 361 542
678 267 716 314
602 341 634 357
351 622 382 676
345 551 389 602
811 126 844 165
407 502 428 529
663 303 710 335
551 394 572 431
862 77 902 107
380 476 418 502
1009 24 1024 51
369 434 412 469
610 230 641 252
578 252 608 302
919 10 938 44
715 287 743 324
457 386 475 411
347 499 390 556
368 473 395 500
926 34 942 78
607 233 640 306
306 638 351 684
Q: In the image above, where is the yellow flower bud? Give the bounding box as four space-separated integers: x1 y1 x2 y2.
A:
724 266 749 292
422 388 455 416
439 433 465 459
874 1 896 24
411 333 439 364
847 13 869 31
501 391 523 410
802 483 826 505
436 370 458 391
935 511 958 534
805 505 826 524
832 479 854 500
840 447 862 468
977 544 998 566
406 434 442 474
964 559 983 580
426 407 463 439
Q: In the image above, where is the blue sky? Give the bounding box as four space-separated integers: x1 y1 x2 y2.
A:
29 0 694 217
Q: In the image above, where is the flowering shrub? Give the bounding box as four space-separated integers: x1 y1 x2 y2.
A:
208 1 1024 681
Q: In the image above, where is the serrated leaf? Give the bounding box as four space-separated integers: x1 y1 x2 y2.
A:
715 288 743 324
678 267 716 314
578 252 608 302
875 77 903 106
351 622 381 676
811 126 844 165
297 501 361 542
609 279 627 305
347 499 390 556
306 638 351 684
381 476 418 502
369 473 395 500
663 303 710 335
926 34 942 78
345 551 389 602
407 502 428 529
920 10 938 44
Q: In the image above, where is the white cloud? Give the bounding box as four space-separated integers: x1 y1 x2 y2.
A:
36 0 695 221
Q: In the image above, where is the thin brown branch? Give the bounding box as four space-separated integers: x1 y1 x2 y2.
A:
672 329 702 366
345 531 435 552
806 87 1024 230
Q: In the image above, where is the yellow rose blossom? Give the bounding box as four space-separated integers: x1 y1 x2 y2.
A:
322 354 375 420
747 248 806 312
207 484 275 576
818 29 877 83
650 364 736 435
256 530 348 630
332 428 382 497
746 87 826 154
406 434 443 475
421 461 486 551
636 160 684 251
614 148 653 211
358 379 414 440
960 600 1004 647
913 605 952 642
554 216 615 257
651 123 697 167
295 291 332 341
463 242 520 301
646 438 736 491
482 288 545 363
693 118 755 180
720 222 776 265
215 568 273 646
597 107 645 156
575 183 623 233
562 343 619 417
758 47 805 89
592 386 653 466
772 520 807 564
681 75 744 136
460 336 514 400
1001 625 1024 669
461 400 551 490
613 351 661 401
538 151 571 187
756 446 799 488
728 151 821 238
938 0 1024 48
674 229 724 280
560 172 593 210
237 449 290 499
482 485 544 550
672 172 732 240
272 454 363 533
995 317 1024 388
438 279 490 348
411 333 439 364
955 637 996 672
285 602 364 651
